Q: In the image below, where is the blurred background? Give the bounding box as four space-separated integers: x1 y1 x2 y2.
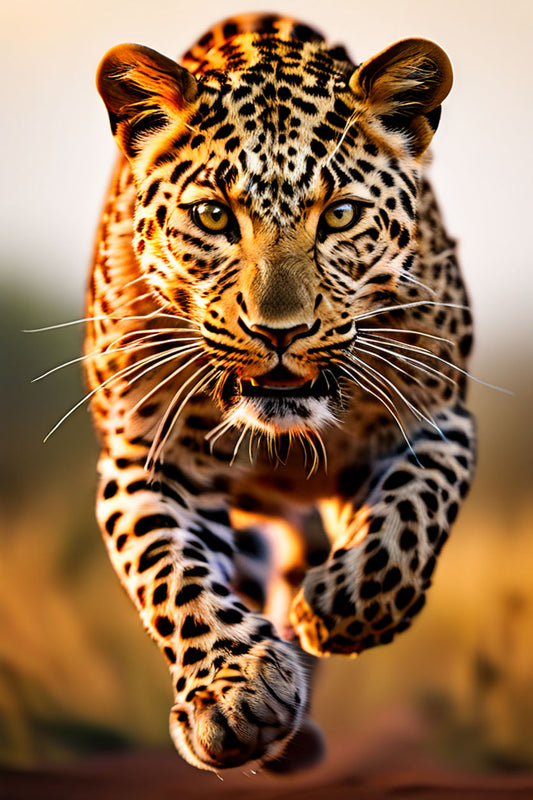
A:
1 0 532 778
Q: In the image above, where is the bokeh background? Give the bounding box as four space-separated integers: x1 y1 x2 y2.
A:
1 0 532 779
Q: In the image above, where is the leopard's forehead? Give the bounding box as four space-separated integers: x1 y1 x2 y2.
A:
170 32 367 224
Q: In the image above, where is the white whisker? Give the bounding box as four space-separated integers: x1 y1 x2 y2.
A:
354 339 457 387
230 425 250 466
335 360 418 460
353 300 470 324
360 333 512 394
351 355 445 439
146 363 216 469
128 349 205 414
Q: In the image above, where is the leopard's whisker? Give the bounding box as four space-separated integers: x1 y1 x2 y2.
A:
358 327 453 345
33 335 203 382
129 348 205 414
25 309 201 333
146 363 217 469
353 300 470 324
348 345 429 392
42 344 185 443
360 333 512 394
351 355 446 440
230 424 250 466
206 417 236 454
334 360 418 459
356 337 457 386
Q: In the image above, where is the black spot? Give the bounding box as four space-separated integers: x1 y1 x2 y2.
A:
182 647 207 666
175 583 203 606
153 583 168 605
105 511 122 536
346 620 363 636
368 516 385 534
183 565 209 578
103 480 118 499
398 228 410 248
360 579 381 599
420 492 439 514
399 528 418 551
156 564 172 579
399 189 414 219
142 179 161 207
176 676 186 692
211 583 230 597
164 646 176 664
216 608 244 625
459 334 473 357
406 593 426 618
181 615 210 638
182 547 208 563
364 602 380 621
395 586 416 611
170 159 192 184
332 586 356 617
138 539 171 573
364 547 389 574
134 514 176 537
155 616 175 637
382 470 414 490
446 502 459 524
383 567 402 591
116 534 127 552
427 525 440 543
397 499 417 522
421 556 436 580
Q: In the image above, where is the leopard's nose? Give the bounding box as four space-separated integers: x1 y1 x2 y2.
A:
238 318 321 351
250 322 312 349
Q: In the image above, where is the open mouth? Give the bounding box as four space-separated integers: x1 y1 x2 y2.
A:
239 366 331 400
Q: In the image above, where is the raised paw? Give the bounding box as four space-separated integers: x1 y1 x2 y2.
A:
169 635 309 771
290 550 423 657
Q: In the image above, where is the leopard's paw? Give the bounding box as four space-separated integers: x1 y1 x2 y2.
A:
169 636 308 771
291 553 421 657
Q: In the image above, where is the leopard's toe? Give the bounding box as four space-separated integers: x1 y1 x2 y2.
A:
170 639 308 771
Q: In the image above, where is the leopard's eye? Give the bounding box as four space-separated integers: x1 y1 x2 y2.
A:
191 202 231 233
320 200 363 233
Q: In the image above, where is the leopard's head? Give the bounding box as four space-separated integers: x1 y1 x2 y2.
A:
97 22 453 444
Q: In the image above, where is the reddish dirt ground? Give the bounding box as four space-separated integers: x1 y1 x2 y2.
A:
2 735 533 800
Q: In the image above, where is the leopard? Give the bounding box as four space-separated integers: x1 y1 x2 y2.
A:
85 13 476 774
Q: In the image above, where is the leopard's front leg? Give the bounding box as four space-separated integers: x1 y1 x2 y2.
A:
96 447 307 771
291 403 476 656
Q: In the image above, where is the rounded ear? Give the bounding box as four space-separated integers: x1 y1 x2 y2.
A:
349 38 453 156
97 43 198 159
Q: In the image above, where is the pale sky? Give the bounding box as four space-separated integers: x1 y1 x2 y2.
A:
2 0 532 370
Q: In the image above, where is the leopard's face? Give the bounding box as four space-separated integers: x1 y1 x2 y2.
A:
98 29 454 441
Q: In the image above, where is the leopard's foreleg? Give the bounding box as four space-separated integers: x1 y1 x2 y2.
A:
291 403 476 656
96 446 308 771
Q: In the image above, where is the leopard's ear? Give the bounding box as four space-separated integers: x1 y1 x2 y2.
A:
349 38 453 156
97 43 198 160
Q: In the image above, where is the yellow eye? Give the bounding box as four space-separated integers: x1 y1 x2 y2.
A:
192 202 231 233
321 200 362 233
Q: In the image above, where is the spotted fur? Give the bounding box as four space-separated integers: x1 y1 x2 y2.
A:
86 13 476 772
